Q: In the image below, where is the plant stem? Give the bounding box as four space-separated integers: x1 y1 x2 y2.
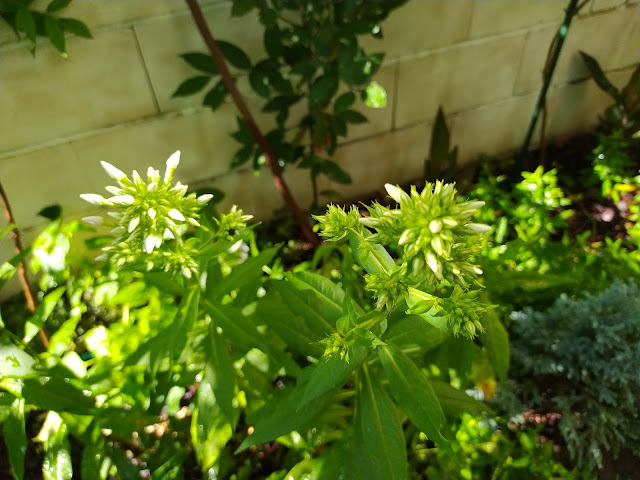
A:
518 0 580 171
0 180 50 348
185 0 319 246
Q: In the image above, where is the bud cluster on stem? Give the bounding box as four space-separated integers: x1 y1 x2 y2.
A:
314 181 491 340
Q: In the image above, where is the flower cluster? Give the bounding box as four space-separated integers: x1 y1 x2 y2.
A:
315 181 490 339
81 151 213 278
361 182 489 286
320 332 350 361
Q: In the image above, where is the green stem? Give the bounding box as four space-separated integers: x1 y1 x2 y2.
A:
518 0 580 171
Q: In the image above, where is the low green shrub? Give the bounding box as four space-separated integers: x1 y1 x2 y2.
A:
509 279 640 475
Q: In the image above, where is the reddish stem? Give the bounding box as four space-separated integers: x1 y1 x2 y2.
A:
185 0 319 246
0 180 50 348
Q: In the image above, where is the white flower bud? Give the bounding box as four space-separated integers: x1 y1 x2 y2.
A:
94 254 108 262
109 195 135 205
466 223 491 234
128 216 140 233
80 193 109 206
111 226 125 234
163 228 175 240
197 194 213 205
82 216 103 226
168 209 185 221
144 235 162 254
385 184 410 205
147 181 158 192
182 267 192 279
132 170 143 185
165 150 181 183
105 186 123 195
100 161 127 182
147 208 156 219
429 220 443 234
166 150 181 170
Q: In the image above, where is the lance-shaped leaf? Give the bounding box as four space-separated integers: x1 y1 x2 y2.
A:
3 398 26 480
348 231 395 275
479 309 509 383
353 366 407 480
24 286 66 343
429 379 494 417
236 381 333 453
378 343 453 455
300 345 368 406
204 320 236 422
22 375 94 414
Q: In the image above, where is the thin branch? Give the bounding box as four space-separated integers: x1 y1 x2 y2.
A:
0 180 50 348
185 0 319 246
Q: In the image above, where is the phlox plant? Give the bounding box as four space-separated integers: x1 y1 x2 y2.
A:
0 152 503 480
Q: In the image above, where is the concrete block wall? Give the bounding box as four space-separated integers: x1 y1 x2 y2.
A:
1 0 639 251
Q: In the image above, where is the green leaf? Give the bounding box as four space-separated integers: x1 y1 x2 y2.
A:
205 320 236 422
15 7 36 44
57 17 92 38
231 0 258 17
479 309 510 382
46 0 71 13
172 75 210 97
300 345 368 406
207 246 278 303
253 291 324 357
22 376 94 413
364 81 387 108
621 64 640 116
340 53 384 86
378 343 452 454
2 398 26 480
180 52 218 75
217 40 251 70
427 107 450 180
202 301 264 355
309 72 339 107
354 366 408 480
580 51 624 105
0 250 29 290
191 384 234 473
320 160 352 184
110 281 149 307
0 223 16 239
41 425 73 480
230 145 254 168
429 379 494 417
48 305 83 356
385 312 448 354
236 382 333 452
38 204 62 220
263 26 282 57
275 274 342 331
263 94 301 113
340 109 368 124
202 79 227 110
333 91 356 114
24 286 65 344
249 68 270 98
125 285 200 376
1 331 36 378
348 231 395 275
44 16 66 55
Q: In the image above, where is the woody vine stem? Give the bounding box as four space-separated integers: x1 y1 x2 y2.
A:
185 0 319 246
0 179 50 347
